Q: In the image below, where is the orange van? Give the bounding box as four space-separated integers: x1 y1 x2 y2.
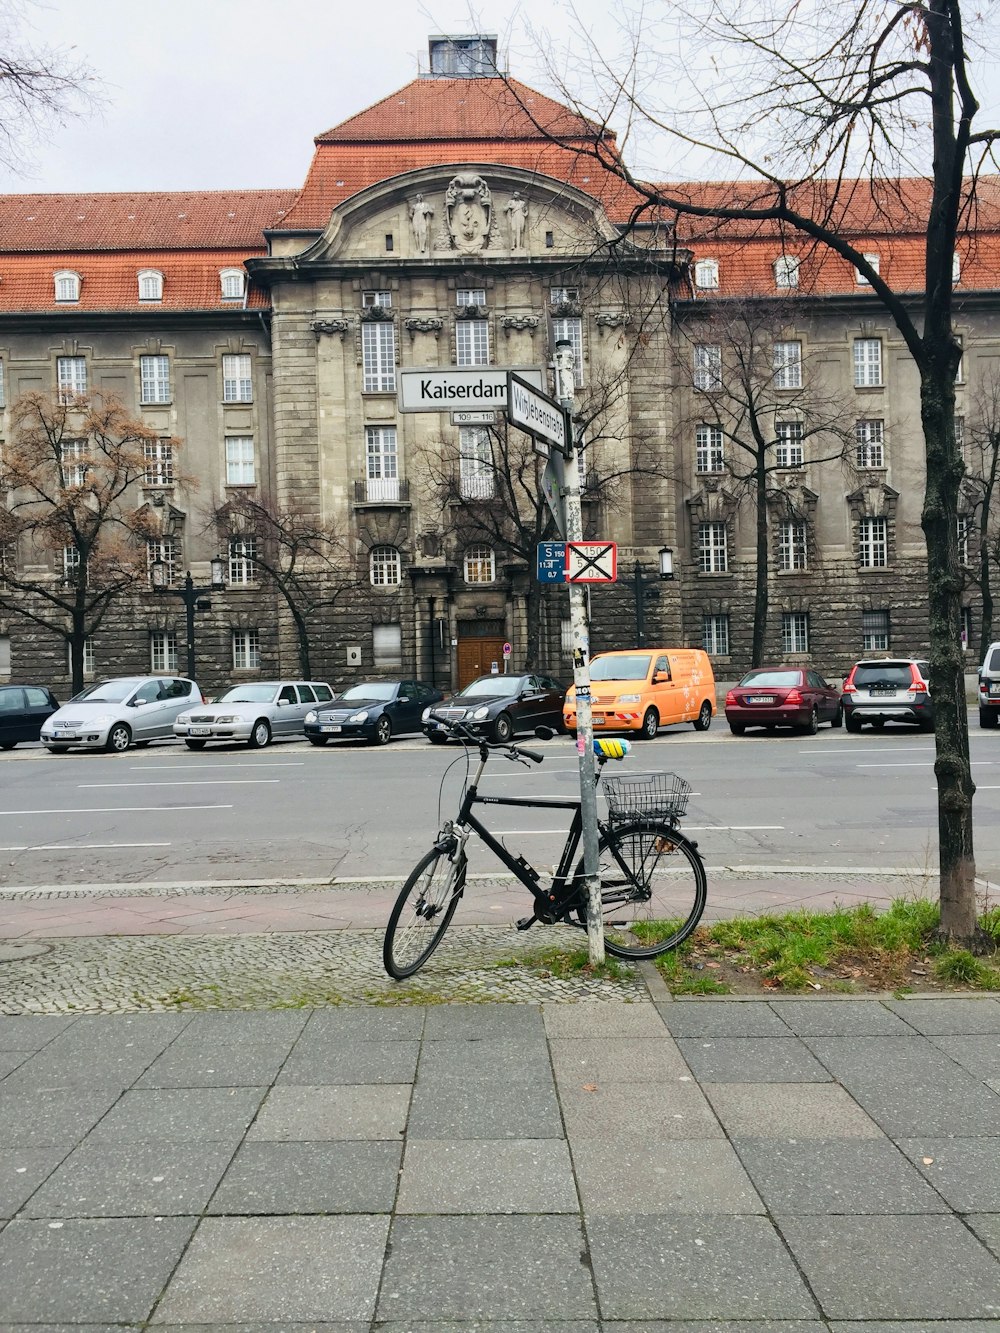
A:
563 647 717 739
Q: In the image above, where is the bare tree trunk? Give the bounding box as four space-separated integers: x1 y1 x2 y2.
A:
523 583 543 670
752 456 769 668
978 465 996 659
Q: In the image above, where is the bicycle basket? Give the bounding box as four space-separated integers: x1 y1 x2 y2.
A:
602 771 691 824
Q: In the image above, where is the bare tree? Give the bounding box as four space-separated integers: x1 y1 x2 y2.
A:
961 370 1000 662
0 392 168 692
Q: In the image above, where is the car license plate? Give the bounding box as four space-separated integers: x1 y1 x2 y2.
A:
747 695 775 704
321 724 342 733
990 684 1000 696
869 687 896 696
592 716 605 725
190 726 211 736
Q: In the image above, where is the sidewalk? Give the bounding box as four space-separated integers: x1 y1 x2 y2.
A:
0 997 999 1325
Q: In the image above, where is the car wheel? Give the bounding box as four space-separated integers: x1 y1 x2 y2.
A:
0 742 15 751
184 740 207 750
247 719 272 749
492 712 513 743
830 704 843 728
428 733 447 745
373 715 392 746
639 707 659 740
846 713 863 734
46 745 70 753
308 736 329 746
872 719 886 731
693 701 713 731
106 723 132 754
803 707 819 736
979 707 999 729
728 722 745 736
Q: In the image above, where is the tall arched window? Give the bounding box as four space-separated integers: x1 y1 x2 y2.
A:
369 545 401 586
138 269 163 302
464 544 495 584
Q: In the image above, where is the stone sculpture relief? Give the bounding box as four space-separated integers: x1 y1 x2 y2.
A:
443 173 493 252
504 192 527 249
409 195 434 253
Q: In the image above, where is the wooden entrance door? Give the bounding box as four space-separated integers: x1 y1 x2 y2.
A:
457 638 505 689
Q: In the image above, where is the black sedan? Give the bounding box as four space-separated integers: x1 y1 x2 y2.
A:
0 684 59 750
304 680 443 746
422 672 566 744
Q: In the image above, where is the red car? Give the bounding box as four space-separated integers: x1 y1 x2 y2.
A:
725 666 842 735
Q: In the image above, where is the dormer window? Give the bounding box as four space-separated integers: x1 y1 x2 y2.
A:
694 259 719 290
54 270 80 303
856 253 880 285
220 268 245 300
138 269 163 302
774 255 800 289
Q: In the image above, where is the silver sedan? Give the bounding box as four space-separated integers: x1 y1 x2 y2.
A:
173 681 335 749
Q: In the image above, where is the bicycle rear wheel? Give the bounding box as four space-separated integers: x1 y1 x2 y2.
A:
383 843 466 979
574 819 707 959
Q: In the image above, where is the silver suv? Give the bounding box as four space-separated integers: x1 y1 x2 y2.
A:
41 676 202 753
841 658 933 733
978 642 1000 729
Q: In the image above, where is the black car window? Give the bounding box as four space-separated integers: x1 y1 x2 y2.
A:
133 682 160 705
655 655 671 679
24 687 51 706
297 685 317 704
0 688 23 712
854 664 914 688
313 684 334 702
165 679 190 698
740 670 801 688
278 686 297 704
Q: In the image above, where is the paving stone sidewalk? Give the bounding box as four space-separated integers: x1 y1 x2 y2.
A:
0 996 998 1328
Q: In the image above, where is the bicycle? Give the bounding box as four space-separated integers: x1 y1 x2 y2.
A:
382 722 707 979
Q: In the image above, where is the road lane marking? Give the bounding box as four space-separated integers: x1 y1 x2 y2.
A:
798 747 935 755
859 761 995 768
0 842 171 851
78 781 280 788
129 763 304 770
0 805 233 815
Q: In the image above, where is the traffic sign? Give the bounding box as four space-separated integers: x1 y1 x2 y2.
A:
540 450 567 537
502 641 512 658
536 541 566 583
398 367 544 413
566 541 617 583
506 372 570 457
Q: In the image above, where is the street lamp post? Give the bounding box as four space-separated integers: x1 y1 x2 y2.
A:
633 546 674 648
150 557 226 681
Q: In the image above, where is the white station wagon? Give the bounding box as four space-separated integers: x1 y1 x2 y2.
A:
173 680 335 749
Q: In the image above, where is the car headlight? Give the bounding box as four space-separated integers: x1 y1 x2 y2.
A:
213 714 238 724
472 706 490 720
176 712 192 724
422 707 431 721
618 694 642 704
349 710 369 723
305 710 317 724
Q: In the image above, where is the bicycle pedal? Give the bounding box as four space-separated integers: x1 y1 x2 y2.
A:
515 915 537 931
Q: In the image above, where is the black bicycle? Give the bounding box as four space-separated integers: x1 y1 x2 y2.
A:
382 723 707 979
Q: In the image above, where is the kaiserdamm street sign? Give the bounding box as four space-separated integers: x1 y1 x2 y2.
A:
566 541 617 583
398 367 544 413
506 372 571 458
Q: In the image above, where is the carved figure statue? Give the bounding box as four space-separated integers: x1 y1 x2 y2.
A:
505 192 528 249
444 173 493 253
410 195 434 253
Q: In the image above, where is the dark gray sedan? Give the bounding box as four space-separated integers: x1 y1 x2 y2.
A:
422 673 566 743
305 680 443 746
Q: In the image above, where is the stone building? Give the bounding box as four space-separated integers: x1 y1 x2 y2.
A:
0 36 995 694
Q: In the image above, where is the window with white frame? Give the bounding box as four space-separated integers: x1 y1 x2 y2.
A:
54 270 80 303
702 613 730 655
0 358 5 408
456 318 490 367
228 536 257 585
373 623 402 666
365 425 399 500
958 515 972 566
855 418 885 468
695 424 725 473
862 609 890 651
694 258 719 289
551 316 583 386
550 287 579 305
369 545 401 586
464 544 495 584
221 353 252 402
147 536 178 584
560 617 573 654
362 321 396 392
778 519 808 571
858 515 888 568
953 252 962 283
232 628 260 670
775 421 804 467
362 290 392 308
62 545 80 580
140 354 171 404
67 636 95 676
856 252 880 284
774 255 799 288
137 269 163 302
693 343 722 391
0 635 8 675
955 333 965 382
225 436 255 485
773 339 803 389
143 439 174 486
853 338 883 386
459 426 494 498
150 630 178 673
56 355 87 402
220 268 245 300
60 439 87 487
781 611 810 654
698 521 728 572
961 605 973 651
456 288 486 306
955 415 965 449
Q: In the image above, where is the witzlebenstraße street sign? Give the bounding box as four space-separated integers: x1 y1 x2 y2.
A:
566 541 617 583
506 372 571 458
536 541 566 583
398 367 544 413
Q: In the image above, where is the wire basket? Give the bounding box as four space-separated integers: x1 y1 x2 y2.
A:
602 771 691 825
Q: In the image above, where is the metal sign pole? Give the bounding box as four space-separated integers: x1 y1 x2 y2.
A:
553 341 605 965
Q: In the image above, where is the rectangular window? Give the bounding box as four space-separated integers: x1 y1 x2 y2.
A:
695 424 725 473
365 425 399 500
698 521 728 573
228 536 257 585
362 291 392 308
775 421 804 467
560 617 573 654
456 318 490 367
232 628 260 670
143 439 174 486
958 515 972 566
459 425 494 498
862 609 890 652
140 354 171 404
456 288 486 305
702 613 730 655
859 515 888 568
550 287 579 304
362 321 396 392
773 340 803 389
855 419 885 468
56 355 87 403
694 259 719 289
552 315 583 386
778 519 808 571
853 338 883 387
66 636 95 676
225 436 255 485
961 605 973 651
774 255 799 288
60 439 87 487
955 415 965 449
221 353 252 403
693 343 722 391
373 622 402 667
0 359 5 408
150 630 178 673
147 537 178 585
781 611 810 655
62 545 80 580
856 252 880 284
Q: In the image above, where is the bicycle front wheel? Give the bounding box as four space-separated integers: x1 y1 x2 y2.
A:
574 820 707 959
383 844 466 979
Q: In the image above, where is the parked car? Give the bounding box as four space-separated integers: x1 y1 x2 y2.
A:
41 676 201 753
0 684 60 750
563 648 716 738
841 657 933 732
978 642 1000 728
173 681 335 749
422 672 566 743
725 667 842 735
304 679 443 746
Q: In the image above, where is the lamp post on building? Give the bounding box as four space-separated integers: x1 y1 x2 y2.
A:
633 546 674 648
150 558 226 681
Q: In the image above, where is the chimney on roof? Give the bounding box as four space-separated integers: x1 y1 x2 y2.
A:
423 34 501 78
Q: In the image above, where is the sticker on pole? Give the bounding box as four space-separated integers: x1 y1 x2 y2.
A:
566 541 617 583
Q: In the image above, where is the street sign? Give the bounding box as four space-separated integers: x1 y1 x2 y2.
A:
540 450 567 538
398 367 544 413
451 410 496 426
566 541 617 583
502 641 512 658
536 541 567 583
506 372 570 457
